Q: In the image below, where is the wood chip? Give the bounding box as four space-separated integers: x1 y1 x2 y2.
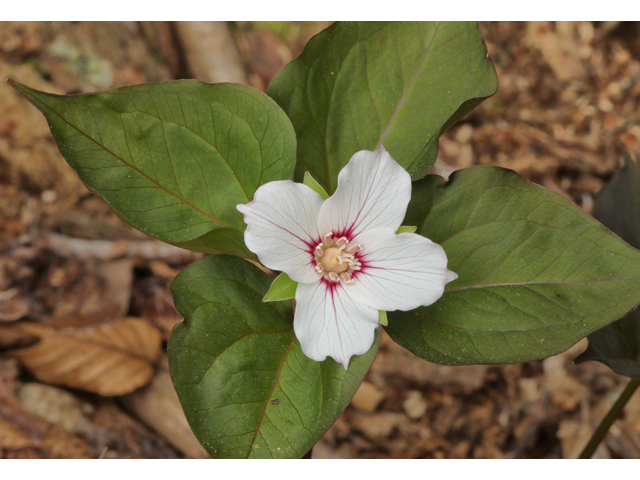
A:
174 22 248 85
403 390 428 420
351 381 385 413
119 354 209 458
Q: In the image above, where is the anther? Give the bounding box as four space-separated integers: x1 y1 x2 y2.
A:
340 272 353 284
315 244 324 257
345 244 361 255
315 264 324 274
323 233 333 247
328 272 340 282
336 237 348 248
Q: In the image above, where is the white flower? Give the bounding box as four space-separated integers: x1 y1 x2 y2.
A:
237 146 457 369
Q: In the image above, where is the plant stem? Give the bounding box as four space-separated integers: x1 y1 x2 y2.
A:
579 378 640 459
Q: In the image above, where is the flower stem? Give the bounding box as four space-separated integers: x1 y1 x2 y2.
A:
579 378 640 459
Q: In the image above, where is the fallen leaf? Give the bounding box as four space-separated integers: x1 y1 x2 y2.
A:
0 323 39 351
4 317 162 396
0 394 92 458
0 418 34 450
17 383 92 433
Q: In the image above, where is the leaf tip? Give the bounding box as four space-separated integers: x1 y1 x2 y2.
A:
6 78 20 91
6 79 37 101
6 78 25 90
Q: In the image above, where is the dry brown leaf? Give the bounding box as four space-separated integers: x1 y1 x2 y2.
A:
17 383 92 433
0 323 39 351
0 418 33 450
0 390 92 458
5 318 162 396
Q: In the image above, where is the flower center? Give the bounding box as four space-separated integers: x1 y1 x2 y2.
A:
314 233 361 284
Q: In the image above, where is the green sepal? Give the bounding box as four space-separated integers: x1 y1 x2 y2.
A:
303 171 330 200
378 310 388 326
396 226 417 234
262 272 298 303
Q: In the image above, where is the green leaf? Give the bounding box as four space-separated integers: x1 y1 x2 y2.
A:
168 255 379 458
262 272 297 302
575 152 640 379
267 21 497 193
396 226 417 234
303 171 330 200
385 167 640 365
575 310 640 380
9 80 296 258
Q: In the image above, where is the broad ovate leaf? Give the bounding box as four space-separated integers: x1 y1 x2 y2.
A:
168 255 379 458
385 167 640 365
267 21 497 192
575 153 640 379
9 80 296 258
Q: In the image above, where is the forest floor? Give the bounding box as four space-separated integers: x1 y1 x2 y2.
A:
1 21 640 459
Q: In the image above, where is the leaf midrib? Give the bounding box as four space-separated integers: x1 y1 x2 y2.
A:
445 274 640 292
375 22 441 150
25 90 228 229
246 336 296 458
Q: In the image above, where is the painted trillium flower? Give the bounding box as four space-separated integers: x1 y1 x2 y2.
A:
237 146 457 369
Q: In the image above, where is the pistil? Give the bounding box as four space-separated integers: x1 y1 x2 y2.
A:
314 233 362 284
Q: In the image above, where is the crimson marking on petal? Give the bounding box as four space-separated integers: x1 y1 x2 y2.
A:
241 206 318 250
327 285 344 356
341 154 387 239
320 276 340 293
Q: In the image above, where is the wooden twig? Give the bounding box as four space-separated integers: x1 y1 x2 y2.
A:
174 22 249 85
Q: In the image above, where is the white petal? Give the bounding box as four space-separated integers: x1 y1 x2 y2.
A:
317 146 411 239
348 228 457 311
294 281 379 369
237 181 323 283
